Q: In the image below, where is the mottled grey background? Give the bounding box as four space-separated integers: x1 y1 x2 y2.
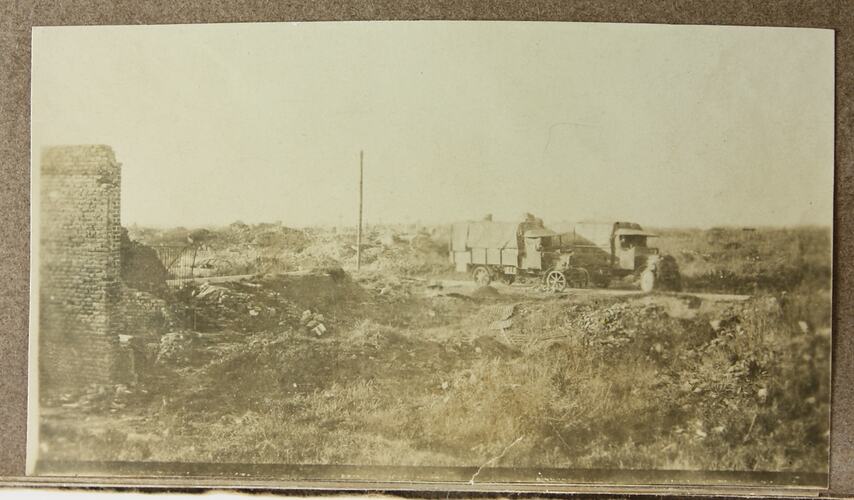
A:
1 0 851 496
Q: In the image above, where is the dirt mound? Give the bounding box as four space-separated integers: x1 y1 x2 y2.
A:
185 280 303 333
168 316 496 416
181 270 366 333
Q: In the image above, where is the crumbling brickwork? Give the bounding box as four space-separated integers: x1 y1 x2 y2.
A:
119 286 173 339
39 145 124 392
115 286 175 385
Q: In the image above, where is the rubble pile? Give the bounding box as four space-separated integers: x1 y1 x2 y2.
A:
298 233 360 269
155 331 199 365
565 301 670 349
372 240 451 276
296 228 451 276
499 299 677 351
188 280 304 333
251 226 310 252
173 270 368 339
132 222 455 278
300 309 328 336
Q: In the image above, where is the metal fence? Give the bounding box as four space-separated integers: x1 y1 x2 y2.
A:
152 244 256 285
151 244 198 285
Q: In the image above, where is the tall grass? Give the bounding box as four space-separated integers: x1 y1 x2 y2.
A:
653 226 831 295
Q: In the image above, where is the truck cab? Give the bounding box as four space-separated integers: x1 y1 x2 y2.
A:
564 221 660 277
521 228 558 270
613 226 659 272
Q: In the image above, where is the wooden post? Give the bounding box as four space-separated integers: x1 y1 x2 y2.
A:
357 150 363 271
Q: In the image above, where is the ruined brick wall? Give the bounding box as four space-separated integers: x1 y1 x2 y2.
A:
119 285 175 341
115 286 175 385
39 145 123 392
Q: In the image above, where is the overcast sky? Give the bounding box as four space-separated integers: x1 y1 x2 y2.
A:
31 21 833 229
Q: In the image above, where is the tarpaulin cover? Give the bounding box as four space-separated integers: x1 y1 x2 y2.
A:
567 222 616 249
451 221 520 251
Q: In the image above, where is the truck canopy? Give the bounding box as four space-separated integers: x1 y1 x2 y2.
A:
565 221 615 249
451 221 520 251
560 221 654 249
614 228 657 238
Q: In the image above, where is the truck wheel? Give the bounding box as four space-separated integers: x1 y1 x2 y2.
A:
545 270 567 292
472 266 492 287
567 268 590 288
640 269 656 292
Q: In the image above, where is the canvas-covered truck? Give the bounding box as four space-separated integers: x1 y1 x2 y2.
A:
450 218 681 292
449 218 591 292
560 221 681 292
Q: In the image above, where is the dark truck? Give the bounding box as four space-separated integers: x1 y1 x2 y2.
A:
561 220 680 291
450 218 680 292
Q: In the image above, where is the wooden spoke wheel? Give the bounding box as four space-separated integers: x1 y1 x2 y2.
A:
472 266 492 286
544 269 567 292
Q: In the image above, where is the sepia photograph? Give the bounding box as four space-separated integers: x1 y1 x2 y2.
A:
29 21 833 490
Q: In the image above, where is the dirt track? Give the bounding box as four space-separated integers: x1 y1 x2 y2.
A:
172 273 752 303
432 278 751 302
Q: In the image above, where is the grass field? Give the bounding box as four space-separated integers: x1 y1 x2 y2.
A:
39 224 832 481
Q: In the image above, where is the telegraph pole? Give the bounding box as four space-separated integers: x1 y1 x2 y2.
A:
357 150 363 271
